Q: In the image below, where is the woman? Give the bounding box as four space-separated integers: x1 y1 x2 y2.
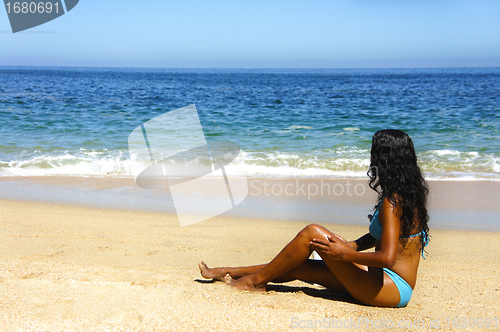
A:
199 129 429 307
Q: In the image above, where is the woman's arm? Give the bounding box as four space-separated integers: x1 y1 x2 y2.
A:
311 198 400 269
348 233 377 251
334 233 375 251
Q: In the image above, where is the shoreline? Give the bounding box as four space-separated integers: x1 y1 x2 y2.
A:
1 175 499 231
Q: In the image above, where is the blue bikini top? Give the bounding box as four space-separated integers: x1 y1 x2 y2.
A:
369 198 429 258
369 200 384 240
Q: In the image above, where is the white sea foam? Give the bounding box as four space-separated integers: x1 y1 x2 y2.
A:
430 149 461 156
1 148 499 181
286 125 313 130
343 127 360 132
222 161 368 179
1 150 134 177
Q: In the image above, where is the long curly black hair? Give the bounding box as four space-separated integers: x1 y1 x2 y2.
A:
368 129 429 254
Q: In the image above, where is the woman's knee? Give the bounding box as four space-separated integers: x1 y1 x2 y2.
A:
301 224 330 239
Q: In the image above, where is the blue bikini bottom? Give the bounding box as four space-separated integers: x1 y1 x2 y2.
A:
383 268 413 308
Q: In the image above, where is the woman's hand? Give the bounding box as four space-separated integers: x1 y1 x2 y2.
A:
310 234 352 261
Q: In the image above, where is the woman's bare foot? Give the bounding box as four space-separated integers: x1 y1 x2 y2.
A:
198 261 226 281
224 274 266 292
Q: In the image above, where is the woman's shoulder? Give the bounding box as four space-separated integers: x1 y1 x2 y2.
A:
380 193 402 213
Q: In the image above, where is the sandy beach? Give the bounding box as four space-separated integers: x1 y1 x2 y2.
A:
0 177 499 331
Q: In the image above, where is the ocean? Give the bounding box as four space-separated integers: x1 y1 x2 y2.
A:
1 66 499 180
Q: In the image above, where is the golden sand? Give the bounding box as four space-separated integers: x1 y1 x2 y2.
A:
1 199 499 331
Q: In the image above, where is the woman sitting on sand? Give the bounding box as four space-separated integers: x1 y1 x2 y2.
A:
199 129 429 308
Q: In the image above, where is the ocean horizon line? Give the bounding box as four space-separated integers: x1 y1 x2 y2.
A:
2 65 500 71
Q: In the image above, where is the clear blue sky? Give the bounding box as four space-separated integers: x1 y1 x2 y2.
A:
1 0 499 68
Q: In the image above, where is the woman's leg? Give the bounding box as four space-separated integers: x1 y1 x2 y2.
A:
271 259 348 292
224 224 332 291
199 260 348 293
225 224 400 306
199 224 335 282
199 261 266 281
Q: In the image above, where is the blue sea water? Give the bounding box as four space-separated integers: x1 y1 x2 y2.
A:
1 66 499 180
